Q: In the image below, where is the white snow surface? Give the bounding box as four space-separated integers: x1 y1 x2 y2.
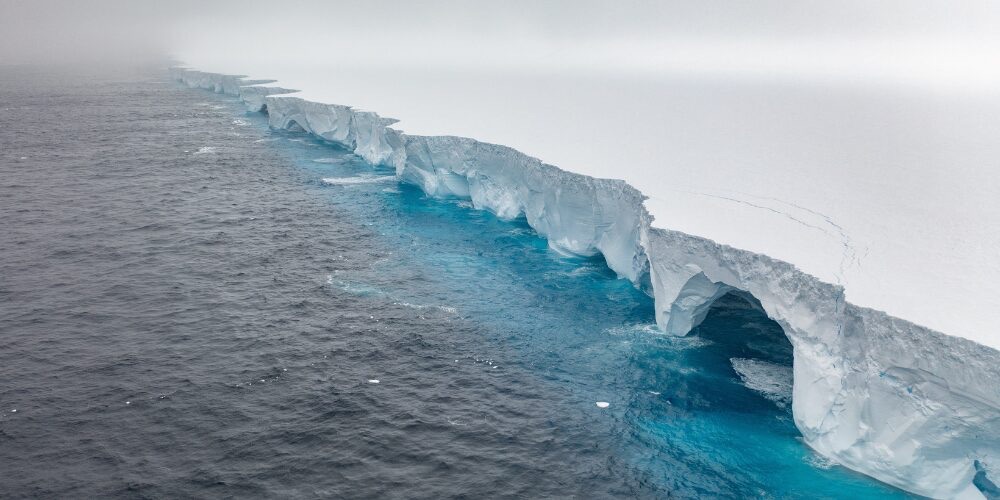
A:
170 65 1000 499
171 64 999 349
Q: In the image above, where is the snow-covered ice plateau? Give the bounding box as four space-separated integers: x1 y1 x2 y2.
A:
170 66 999 499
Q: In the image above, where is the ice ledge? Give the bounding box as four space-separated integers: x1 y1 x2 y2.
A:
170 67 999 499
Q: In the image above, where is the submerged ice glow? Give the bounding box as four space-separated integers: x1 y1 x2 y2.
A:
260 102 911 498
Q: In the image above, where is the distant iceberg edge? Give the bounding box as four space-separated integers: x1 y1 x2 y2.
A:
170 67 999 499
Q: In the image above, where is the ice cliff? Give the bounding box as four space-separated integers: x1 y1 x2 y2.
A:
170 67 1000 499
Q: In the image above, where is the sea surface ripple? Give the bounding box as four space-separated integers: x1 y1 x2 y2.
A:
0 65 910 499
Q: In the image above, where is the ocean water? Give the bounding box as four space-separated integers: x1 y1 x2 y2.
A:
0 66 912 498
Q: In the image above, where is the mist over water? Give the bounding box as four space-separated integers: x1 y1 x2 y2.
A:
0 65 912 498
2 0 1000 90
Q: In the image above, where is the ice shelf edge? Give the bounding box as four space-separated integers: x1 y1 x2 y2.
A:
170 67 999 499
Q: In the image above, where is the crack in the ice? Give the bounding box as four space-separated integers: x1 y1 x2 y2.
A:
676 189 863 285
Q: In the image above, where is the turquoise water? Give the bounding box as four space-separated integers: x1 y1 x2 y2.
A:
0 67 911 498
252 103 911 497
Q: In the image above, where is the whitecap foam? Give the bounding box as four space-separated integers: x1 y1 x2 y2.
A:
393 301 458 314
193 146 216 154
805 450 838 470
604 324 713 351
321 175 397 186
567 266 603 276
326 275 386 297
604 323 661 336
730 358 793 409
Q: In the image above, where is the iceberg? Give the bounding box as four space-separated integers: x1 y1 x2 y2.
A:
170 66 999 499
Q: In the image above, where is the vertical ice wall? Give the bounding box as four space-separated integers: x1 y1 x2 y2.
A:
171 68 1000 499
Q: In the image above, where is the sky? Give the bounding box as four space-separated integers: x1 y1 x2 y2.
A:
2 0 1000 89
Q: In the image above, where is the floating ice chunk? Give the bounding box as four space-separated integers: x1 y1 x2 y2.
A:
193 146 216 154
730 358 793 409
321 175 396 185
368 379 380 384
596 401 610 408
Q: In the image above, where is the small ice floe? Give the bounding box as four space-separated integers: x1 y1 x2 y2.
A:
193 146 216 155
311 157 342 164
596 402 610 408
730 358 794 409
125 401 131 405
648 391 661 395
368 379 380 384
321 175 396 186
10 409 17 413
19 157 27 160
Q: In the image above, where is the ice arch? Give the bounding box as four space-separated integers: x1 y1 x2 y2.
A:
170 67 999 500
645 228 999 499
